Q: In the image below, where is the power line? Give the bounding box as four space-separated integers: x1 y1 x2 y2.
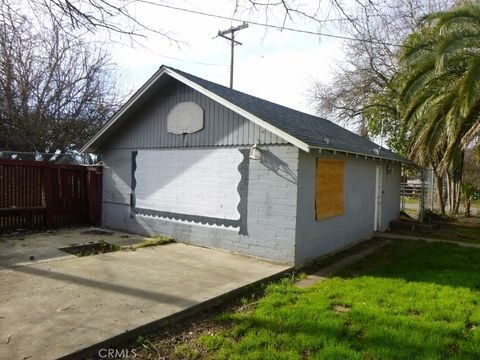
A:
138 1 408 49
133 52 228 66
92 32 229 67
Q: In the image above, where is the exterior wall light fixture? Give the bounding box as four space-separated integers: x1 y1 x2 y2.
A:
249 144 261 160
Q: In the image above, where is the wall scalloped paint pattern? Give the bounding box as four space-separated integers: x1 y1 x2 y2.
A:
134 149 243 220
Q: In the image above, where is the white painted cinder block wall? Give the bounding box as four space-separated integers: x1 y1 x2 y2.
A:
295 151 401 265
101 145 299 263
101 145 401 265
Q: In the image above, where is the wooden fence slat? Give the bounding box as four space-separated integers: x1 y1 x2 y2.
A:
0 159 102 231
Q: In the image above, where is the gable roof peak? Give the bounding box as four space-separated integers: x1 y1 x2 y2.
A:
81 65 411 164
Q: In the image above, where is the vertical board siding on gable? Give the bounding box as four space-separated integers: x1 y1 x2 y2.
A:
103 80 287 150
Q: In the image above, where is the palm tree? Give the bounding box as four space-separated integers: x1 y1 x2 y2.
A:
397 1 480 213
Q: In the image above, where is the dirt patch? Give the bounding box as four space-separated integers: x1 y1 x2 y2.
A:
81 229 114 236
451 216 480 227
85 295 256 360
58 241 121 256
332 305 351 314
389 216 480 244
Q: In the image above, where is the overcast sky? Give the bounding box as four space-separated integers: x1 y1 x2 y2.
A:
101 0 346 116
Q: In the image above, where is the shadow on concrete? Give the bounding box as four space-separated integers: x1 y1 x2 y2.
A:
8 264 198 306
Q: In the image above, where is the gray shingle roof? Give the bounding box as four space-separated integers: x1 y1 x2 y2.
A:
169 66 409 163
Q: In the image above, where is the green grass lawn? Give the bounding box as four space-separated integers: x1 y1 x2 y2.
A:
188 241 480 359
403 197 420 205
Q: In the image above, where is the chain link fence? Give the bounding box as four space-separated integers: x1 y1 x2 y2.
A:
400 167 434 220
402 167 480 218
0 151 100 165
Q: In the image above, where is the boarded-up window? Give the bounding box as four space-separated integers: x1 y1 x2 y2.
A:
315 159 345 220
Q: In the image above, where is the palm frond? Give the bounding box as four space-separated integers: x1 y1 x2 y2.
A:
458 54 480 116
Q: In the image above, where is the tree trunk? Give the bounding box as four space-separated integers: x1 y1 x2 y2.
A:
465 200 471 217
432 166 446 214
444 151 464 214
447 173 461 214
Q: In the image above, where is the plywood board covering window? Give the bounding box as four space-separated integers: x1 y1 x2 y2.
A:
316 159 345 220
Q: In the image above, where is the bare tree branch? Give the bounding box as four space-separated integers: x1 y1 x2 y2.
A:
308 0 455 140
0 2 120 152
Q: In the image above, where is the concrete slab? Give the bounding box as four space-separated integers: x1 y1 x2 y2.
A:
0 228 146 268
0 230 290 360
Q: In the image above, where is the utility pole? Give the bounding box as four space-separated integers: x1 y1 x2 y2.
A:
217 23 248 89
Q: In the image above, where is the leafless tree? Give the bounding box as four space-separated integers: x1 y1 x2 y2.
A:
26 0 163 37
463 148 480 188
308 0 454 138
15 0 350 42
0 3 119 152
233 0 328 26
6 0 318 42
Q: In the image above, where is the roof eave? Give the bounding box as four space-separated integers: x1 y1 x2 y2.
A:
309 146 413 164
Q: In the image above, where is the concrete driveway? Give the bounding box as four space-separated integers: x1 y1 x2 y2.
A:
0 229 291 360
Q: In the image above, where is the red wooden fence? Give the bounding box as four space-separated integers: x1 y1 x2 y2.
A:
0 159 102 231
